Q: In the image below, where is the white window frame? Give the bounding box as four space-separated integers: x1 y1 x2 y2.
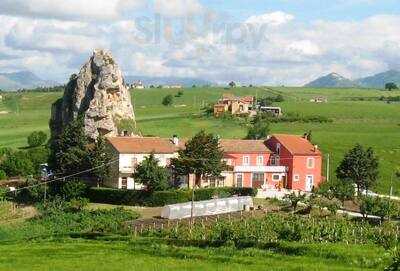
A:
307 158 315 169
257 155 264 166
293 174 300 182
252 173 264 183
272 174 280 182
243 155 250 166
236 173 243 188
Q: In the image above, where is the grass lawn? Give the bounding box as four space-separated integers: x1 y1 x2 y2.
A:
0 86 399 194
87 203 162 219
0 238 388 271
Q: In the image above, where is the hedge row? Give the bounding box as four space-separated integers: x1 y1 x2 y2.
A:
86 187 257 207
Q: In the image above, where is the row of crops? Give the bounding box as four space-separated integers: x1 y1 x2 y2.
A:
142 213 400 249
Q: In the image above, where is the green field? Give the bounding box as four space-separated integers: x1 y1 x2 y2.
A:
0 238 388 270
0 86 399 194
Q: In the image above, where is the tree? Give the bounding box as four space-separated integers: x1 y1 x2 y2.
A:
246 118 270 140
228 81 236 88
0 150 34 177
359 195 375 219
385 82 398 91
60 180 88 201
27 131 47 147
284 191 306 212
336 144 379 193
317 179 355 203
162 94 173 106
49 116 89 175
133 153 171 192
88 136 113 186
171 131 226 187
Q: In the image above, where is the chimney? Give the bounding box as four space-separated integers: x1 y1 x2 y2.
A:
266 135 271 140
314 145 318 152
172 135 179 146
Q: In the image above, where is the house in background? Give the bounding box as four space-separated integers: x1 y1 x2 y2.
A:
213 93 255 117
266 134 323 192
310 97 328 103
106 136 184 189
259 106 283 117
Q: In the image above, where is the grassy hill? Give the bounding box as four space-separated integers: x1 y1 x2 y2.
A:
0 86 399 194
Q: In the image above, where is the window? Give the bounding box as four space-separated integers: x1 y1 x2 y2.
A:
307 158 315 169
270 156 279 166
276 143 281 155
121 177 128 189
210 179 216 188
293 174 300 182
243 156 250 166
257 156 264 165
236 174 243 188
218 178 225 187
252 173 264 182
272 174 280 181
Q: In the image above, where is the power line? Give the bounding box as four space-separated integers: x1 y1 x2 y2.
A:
7 158 119 193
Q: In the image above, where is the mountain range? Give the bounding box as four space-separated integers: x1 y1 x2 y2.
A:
0 71 58 90
305 70 400 88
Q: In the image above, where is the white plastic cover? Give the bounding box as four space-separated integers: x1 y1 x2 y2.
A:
161 196 253 219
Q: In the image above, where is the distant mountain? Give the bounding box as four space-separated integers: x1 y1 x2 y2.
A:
125 75 213 87
355 70 400 88
0 71 58 91
304 73 357 88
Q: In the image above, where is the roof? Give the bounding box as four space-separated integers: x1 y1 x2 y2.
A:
108 137 271 154
271 134 321 156
107 137 184 154
220 139 271 153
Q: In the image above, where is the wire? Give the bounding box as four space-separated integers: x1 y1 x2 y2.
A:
7 158 119 193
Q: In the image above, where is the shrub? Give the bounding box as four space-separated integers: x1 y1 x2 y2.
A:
150 190 190 206
0 150 35 177
60 180 88 201
0 170 6 180
87 188 150 206
27 131 47 147
162 95 173 106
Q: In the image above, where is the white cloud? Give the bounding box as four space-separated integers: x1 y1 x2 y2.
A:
245 11 294 26
0 0 145 21
154 0 203 17
288 40 322 56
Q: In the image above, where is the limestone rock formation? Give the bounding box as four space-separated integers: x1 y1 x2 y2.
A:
50 49 135 141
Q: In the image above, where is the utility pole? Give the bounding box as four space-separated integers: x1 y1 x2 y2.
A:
326 154 330 182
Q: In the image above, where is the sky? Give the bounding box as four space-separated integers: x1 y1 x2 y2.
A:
0 0 399 85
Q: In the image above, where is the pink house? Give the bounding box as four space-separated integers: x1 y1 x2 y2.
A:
266 134 323 192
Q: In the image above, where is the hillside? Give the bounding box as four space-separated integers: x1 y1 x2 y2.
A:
355 70 400 88
304 73 356 88
0 71 57 91
125 75 212 87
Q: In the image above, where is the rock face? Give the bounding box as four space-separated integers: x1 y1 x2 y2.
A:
50 49 135 141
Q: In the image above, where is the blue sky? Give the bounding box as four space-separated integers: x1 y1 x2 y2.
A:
0 0 399 85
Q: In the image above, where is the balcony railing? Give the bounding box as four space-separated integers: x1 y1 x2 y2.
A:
233 165 287 173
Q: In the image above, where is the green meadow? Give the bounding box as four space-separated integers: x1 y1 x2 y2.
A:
0 238 388 271
0 86 399 194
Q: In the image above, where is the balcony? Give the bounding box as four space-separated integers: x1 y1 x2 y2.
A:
120 166 134 174
234 165 287 173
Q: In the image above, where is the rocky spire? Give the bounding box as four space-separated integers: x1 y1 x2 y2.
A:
50 49 135 141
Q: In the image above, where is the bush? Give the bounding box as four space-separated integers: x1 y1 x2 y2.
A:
60 180 88 201
27 131 47 147
150 190 190 206
87 187 257 207
0 170 6 180
162 95 173 106
0 150 35 177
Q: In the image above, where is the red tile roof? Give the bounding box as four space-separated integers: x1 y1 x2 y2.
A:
107 137 184 154
220 139 271 153
108 137 271 154
271 134 321 156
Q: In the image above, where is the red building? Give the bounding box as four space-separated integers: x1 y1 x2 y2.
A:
266 134 323 191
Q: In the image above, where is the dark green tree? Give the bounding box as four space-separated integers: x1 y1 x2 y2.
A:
133 153 171 192
336 144 379 193
49 116 89 175
228 81 236 88
171 131 226 187
88 136 113 186
27 131 47 147
385 82 398 91
162 94 173 106
246 117 270 140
